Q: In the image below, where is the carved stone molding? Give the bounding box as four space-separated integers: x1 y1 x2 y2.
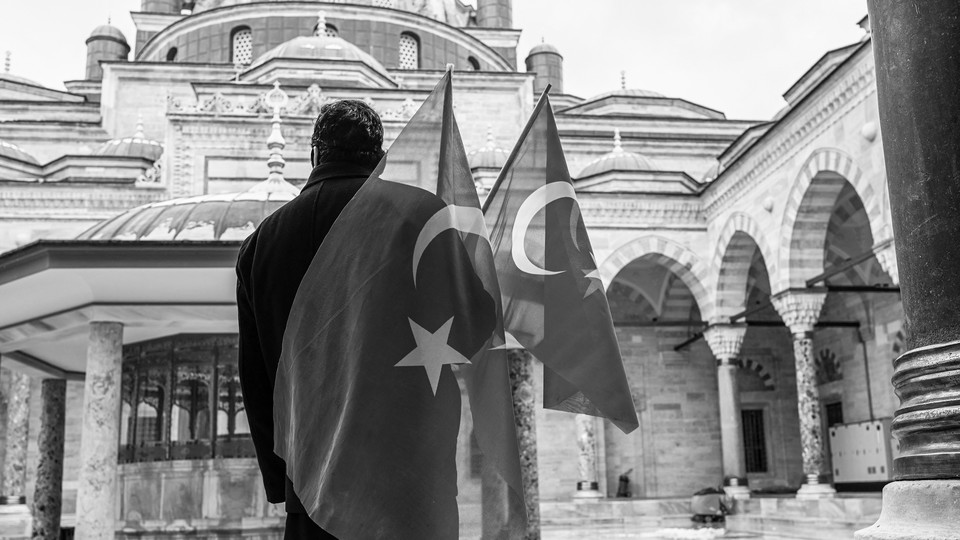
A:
703 324 748 364
771 290 827 336
705 51 876 217
580 198 706 228
875 240 900 284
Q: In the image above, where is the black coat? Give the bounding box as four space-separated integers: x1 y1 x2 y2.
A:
236 161 372 514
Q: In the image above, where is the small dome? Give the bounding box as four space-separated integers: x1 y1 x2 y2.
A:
88 24 128 44
250 35 391 79
468 127 508 170
528 42 562 57
94 118 164 162
0 140 40 165
77 178 300 242
579 129 657 178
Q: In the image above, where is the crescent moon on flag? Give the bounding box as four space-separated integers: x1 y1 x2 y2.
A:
512 182 579 276
413 205 490 287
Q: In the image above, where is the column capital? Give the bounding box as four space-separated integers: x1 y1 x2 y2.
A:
771 289 827 335
703 324 747 365
874 239 900 285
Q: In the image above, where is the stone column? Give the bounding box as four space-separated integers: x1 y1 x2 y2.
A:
75 322 123 540
703 324 749 500
32 379 66 540
509 350 540 540
771 291 835 499
0 369 33 539
573 414 603 499
857 2 960 537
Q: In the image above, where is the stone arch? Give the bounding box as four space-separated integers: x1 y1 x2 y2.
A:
712 213 778 320
778 148 885 291
741 358 775 390
599 236 714 322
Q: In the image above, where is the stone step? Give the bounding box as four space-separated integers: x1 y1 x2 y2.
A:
727 514 873 540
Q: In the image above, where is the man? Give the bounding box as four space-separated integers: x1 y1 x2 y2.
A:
236 100 384 539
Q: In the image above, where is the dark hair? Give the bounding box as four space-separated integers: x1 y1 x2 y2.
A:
311 99 385 168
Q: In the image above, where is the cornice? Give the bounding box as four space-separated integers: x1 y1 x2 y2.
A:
703 49 876 218
579 197 706 229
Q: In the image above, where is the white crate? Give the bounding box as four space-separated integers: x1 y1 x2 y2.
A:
829 419 895 483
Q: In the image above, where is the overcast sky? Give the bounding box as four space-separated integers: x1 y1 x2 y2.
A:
1 0 867 120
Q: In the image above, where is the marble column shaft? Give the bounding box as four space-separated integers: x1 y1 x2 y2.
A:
32 379 66 540
772 292 827 483
574 414 600 490
2 370 32 503
509 350 540 540
704 324 748 480
75 322 123 540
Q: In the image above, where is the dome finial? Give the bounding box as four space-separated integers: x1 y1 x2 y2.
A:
315 11 327 36
613 129 623 152
486 124 495 149
265 82 290 183
620 70 626 90
135 113 145 139
4 51 10 73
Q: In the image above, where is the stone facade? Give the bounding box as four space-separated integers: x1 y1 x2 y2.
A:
0 1 904 536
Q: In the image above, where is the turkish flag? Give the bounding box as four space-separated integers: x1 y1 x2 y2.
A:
274 72 526 539
483 93 639 434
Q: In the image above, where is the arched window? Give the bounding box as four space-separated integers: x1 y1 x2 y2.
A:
166 47 178 62
468 56 480 71
399 32 420 70
231 26 253 65
120 335 255 463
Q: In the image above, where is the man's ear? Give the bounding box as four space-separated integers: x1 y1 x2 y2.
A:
310 146 316 168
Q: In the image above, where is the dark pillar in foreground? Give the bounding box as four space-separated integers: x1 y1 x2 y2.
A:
32 379 66 540
858 2 960 537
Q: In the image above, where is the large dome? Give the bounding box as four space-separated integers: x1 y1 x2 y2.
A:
192 0 472 25
77 178 299 242
0 140 40 165
579 129 657 178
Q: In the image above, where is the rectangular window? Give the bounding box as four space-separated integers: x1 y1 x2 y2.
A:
825 401 844 427
742 409 768 473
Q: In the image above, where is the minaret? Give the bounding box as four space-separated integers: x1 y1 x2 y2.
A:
141 0 181 13
525 39 564 94
475 0 512 28
85 21 130 81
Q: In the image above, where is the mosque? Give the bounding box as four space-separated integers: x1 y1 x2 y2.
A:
0 1 903 538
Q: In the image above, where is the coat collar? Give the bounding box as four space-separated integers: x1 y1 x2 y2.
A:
303 161 375 190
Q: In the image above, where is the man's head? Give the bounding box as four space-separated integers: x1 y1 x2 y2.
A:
310 99 385 169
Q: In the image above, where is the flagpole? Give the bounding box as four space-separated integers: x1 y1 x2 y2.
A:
481 84 553 214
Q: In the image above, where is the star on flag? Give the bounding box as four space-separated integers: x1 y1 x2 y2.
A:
583 268 604 299
395 317 471 395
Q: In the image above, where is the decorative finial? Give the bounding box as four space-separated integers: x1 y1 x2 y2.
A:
135 113 145 139
315 11 327 36
3 51 10 74
108 15 112 25
233 60 244 83
620 70 626 90
486 124 495 149
265 82 290 183
541 36 545 44
613 129 623 152
446 63 455 73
